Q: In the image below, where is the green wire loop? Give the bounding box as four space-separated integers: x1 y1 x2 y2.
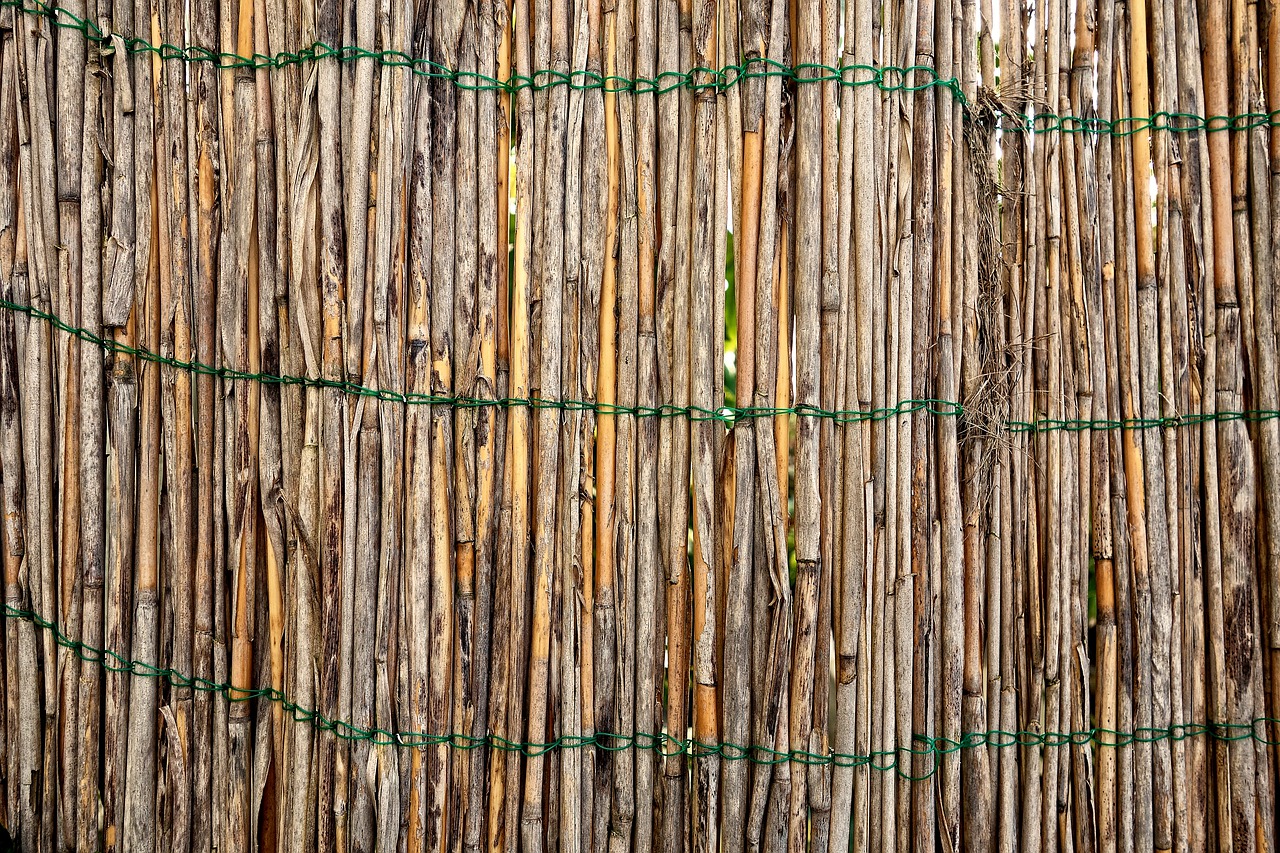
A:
4 298 1279 434
8 0 1280 135
6 599 1280 773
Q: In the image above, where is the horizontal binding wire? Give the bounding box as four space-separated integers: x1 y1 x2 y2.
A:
3 299 1279 432
3 602 1278 778
3 299 1278 433
7 0 1280 136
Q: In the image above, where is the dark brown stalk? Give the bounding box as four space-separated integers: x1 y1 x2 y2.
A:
631 0 660 840
610 0 641 838
690 0 720 845
54 0 88 843
786 0 823 842
188 1 221 849
572 0 606 845
1171 0 1213 849
315 0 346 847
662 0 696 844
994 4 1025 853
157 0 197 848
121 157 161 853
344 3 381 846
485 0 514 845
1212 0 1260 845
724 0 762 844
250 0 288 842
225 3 260 847
0 10 34 843
520 0 569 845
1261 0 1280 714
742 0 792 848
73 4 108 850
450 0 480 838
908 0 938 846
464 0 504 845
406 1 436 849
427 0 462 848
555 2 590 850
16 7 59 848
371 1 409 847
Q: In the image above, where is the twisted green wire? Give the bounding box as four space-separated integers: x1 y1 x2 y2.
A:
3 602 1277 778
4 0 965 99
7 0 1280 136
4 298 1279 433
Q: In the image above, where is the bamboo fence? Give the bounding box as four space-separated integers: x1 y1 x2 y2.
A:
0 0 1279 850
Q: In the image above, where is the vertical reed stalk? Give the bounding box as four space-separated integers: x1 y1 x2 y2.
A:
189 1 221 848
121 158 161 853
74 3 107 849
632 0 662 845
690 0 720 845
406 2 435 848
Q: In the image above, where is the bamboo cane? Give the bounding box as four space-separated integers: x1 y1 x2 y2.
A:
1239 0 1278 840
690 0 721 843
54 0 88 843
406 2 436 848
632 0 662 844
1215 0 1262 844
594 0 621 842
1164 0 1213 840
1039 3 1067 851
451 0 480 843
187 0 222 848
465 0 503 846
555 4 590 851
610 0 640 832
786 0 822 844
159 0 198 848
764 127 794 853
885 4 916 847
828 0 872 840
662 0 697 843
743 0 792 848
724 0 762 841
994 3 1025 851
20 5 59 846
574 0 603 845
225 4 260 847
500 0 534 841
521 0 570 844
935 0 964 836
908 0 938 846
427 0 462 846
486 0 515 844
73 2 108 848
0 18 13 832
1150 2 1194 848
1263 0 1280 701
374 3 410 848
120 139 161 853
0 13 35 841
315 0 346 846
1089 1 1120 851
345 3 381 843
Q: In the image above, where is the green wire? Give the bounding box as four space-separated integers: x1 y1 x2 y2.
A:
4 298 1279 433
3 602 1277 777
7 0 1280 135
